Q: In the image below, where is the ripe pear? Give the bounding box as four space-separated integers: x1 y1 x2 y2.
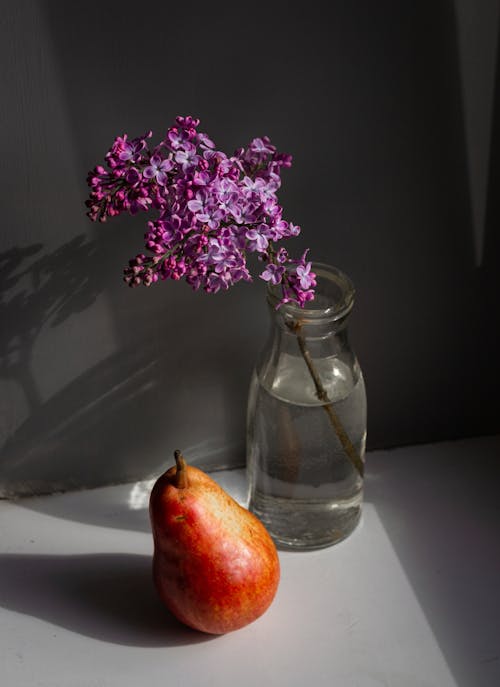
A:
149 450 280 634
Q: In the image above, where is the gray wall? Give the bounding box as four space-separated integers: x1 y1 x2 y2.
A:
1 1 499 496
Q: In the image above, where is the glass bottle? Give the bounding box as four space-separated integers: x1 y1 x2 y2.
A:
246 263 367 550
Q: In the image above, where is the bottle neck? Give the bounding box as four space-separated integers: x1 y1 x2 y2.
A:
256 265 360 412
266 263 355 339
269 303 351 339
264 307 350 367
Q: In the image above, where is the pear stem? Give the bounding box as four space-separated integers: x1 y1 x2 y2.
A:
173 449 189 489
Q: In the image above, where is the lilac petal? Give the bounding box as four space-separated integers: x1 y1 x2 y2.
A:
193 171 211 186
198 133 215 149
188 199 204 213
160 159 174 172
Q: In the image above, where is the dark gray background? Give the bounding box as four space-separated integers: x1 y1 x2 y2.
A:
1 1 499 495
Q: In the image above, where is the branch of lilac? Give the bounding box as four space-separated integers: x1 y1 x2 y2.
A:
86 115 316 307
288 321 364 477
86 115 360 473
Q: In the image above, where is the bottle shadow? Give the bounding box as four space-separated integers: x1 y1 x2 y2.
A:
0 552 215 647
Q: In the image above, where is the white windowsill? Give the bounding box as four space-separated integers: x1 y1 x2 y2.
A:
1 435 499 687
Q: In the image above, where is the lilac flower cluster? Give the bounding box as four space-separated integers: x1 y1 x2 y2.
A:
86 116 316 307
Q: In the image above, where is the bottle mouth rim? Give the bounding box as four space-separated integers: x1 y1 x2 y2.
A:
267 262 355 322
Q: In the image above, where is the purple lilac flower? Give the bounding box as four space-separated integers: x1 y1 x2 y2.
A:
175 144 200 171
260 263 285 285
245 228 269 253
125 168 141 185
295 261 315 290
167 128 190 150
85 116 316 307
117 137 146 162
198 132 215 149
143 155 174 185
276 247 288 263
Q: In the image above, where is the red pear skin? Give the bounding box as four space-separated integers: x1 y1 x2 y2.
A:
149 452 280 634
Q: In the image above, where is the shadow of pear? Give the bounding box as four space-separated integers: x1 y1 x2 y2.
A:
0 552 216 647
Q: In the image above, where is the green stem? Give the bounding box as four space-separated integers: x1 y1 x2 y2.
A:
288 321 364 478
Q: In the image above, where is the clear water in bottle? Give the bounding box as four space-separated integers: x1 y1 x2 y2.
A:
247 353 366 549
